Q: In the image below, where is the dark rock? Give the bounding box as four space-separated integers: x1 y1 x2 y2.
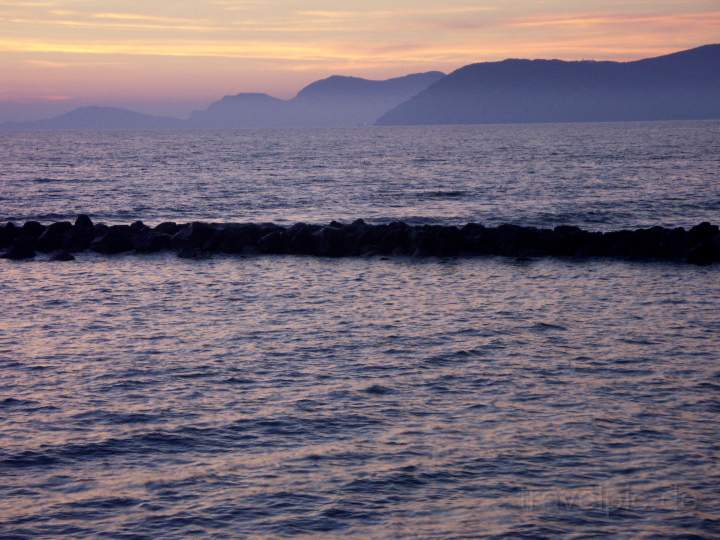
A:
10 226 43 255
2 243 36 260
3 218 718 265
21 221 45 240
49 251 75 261
687 233 720 265
36 221 73 252
573 231 604 258
132 229 171 253
257 231 288 254
631 226 679 259
312 225 350 256
550 225 588 256
438 225 464 256
130 220 148 232
64 221 97 251
378 222 412 254
0 222 18 248
171 222 217 249
216 223 264 253
412 225 463 256
343 220 374 255
91 225 133 254
155 222 180 235
461 223 489 253
492 224 541 257
688 245 714 265
286 223 321 254
664 227 690 259
74 214 93 229
461 223 485 238
689 222 719 240
601 230 634 258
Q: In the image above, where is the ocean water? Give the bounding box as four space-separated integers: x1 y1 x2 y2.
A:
1 122 720 538
1 121 719 229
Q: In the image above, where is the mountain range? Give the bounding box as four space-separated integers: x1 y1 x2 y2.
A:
378 44 720 125
1 45 718 130
188 71 445 128
0 72 444 131
0 106 185 131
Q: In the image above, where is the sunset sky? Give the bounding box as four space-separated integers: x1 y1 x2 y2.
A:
1 0 718 120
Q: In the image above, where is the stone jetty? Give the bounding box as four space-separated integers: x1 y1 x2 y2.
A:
1 215 719 265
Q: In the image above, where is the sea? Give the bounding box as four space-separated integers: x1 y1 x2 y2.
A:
1 121 719 538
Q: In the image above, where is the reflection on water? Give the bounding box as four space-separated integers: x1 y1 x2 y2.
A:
1 121 719 229
1 255 718 537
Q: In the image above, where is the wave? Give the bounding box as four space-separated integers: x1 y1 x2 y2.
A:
0 412 384 471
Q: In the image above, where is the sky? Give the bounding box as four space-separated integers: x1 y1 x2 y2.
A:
0 0 718 120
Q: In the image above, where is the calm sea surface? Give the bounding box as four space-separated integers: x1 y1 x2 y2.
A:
1 122 719 538
1 121 719 229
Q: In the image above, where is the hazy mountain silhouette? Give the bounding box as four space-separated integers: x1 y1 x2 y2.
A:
189 72 445 128
1 72 444 130
0 106 184 131
377 45 720 125
4 45 718 130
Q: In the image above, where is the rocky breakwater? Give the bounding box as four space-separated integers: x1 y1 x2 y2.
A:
1 215 719 265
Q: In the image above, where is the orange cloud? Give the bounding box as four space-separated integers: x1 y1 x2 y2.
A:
511 10 720 29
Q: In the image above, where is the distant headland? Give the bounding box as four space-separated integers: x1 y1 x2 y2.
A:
0 72 445 131
377 44 720 125
1 44 718 130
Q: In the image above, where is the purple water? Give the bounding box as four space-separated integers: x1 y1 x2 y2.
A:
1 121 719 229
1 122 719 538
